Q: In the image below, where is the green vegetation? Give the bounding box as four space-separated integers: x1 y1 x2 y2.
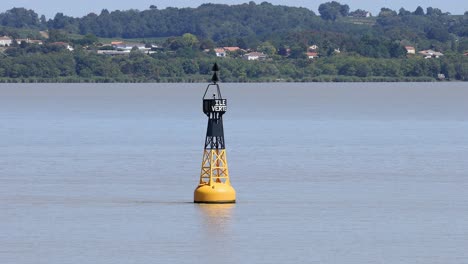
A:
0 2 467 82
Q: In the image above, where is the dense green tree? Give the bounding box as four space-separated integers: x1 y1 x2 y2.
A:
182 59 200 74
0 8 40 28
40 15 47 25
398 8 412 16
48 29 69 42
258 41 277 55
426 7 443 16
319 1 349 21
164 37 181 50
413 6 425 16
427 26 451 42
182 33 199 48
389 42 407 58
199 38 215 50
73 34 99 46
49 13 79 32
378 8 398 17
288 45 307 59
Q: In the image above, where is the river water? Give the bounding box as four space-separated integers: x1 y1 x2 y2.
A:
0 83 467 264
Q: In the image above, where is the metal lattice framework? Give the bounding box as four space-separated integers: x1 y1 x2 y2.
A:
199 149 231 185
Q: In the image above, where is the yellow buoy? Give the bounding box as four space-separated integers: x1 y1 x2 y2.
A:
194 63 236 204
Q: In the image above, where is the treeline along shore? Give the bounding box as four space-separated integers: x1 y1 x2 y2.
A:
0 1 467 82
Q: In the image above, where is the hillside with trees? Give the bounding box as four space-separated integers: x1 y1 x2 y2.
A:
0 1 467 82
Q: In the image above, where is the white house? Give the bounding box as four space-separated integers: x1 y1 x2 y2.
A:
242 52 267 61
306 52 319 59
114 43 150 52
418 49 444 59
16 38 43 45
214 48 226 57
405 46 416 54
0 36 12 46
97 50 129 56
308 45 319 52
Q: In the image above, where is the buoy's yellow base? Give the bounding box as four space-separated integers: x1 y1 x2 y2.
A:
194 183 236 204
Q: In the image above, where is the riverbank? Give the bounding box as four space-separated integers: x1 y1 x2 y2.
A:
0 76 440 83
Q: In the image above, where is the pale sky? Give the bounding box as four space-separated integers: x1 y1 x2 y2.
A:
0 0 466 19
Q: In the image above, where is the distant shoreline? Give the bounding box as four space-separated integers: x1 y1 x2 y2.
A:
0 76 450 83
1 4 467 82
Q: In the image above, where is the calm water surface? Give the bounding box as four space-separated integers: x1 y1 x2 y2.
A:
0 83 467 264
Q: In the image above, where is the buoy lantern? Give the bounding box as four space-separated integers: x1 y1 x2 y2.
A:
194 64 236 204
